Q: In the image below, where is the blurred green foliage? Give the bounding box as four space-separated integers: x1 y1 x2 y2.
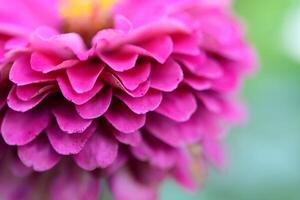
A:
161 0 300 199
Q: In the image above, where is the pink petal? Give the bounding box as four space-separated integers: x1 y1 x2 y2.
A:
184 74 212 91
66 62 104 93
50 168 100 200
57 75 104 105
196 92 222 113
171 152 197 191
150 59 183 92
7 86 51 112
109 169 158 200
18 136 60 171
9 56 55 86
104 100 146 133
203 138 225 167
15 84 56 101
155 88 197 122
1 107 51 145
132 35 173 63
99 47 138 72
172 34 200 55
175 53 223 79
115 62 151 91
146 112 204 147
47 122 96 155
74 128 119 170
212 67 238 91
30 52 78 73
53 102 92 134
114 14 133 32
75 87 112 119
30 27 88 60
116 90 162 114
131 135 177 169
114 130 142 146
101 70 150 97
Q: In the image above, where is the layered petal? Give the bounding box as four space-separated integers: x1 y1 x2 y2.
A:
1 107 51 145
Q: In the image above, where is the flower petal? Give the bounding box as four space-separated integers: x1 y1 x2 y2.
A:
47 122 96 155
1 107 51 145
109 169 158 200
66 62 104 94
115 62 151 91
75 87 112 119
104 100 146 133
30 52 78 73
116 89 162 114
100 70 150 97
184 74 211 91
9 56 55 86
7 86 51 112
50 168 100 200
150 59 183 92
132 35 173 63
146 112 204 147
17 136 60 171
99 47 138 72
155 88 197 122
175 53 223 79
172 34 200 55
74 128 119 170
53 102 92 134
57 74 104 105
114 130 142 147
15 84 56 101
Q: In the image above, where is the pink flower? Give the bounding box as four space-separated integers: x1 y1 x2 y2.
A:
0 0 255 199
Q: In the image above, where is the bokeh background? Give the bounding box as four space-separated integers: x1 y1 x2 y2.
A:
161 0 300 199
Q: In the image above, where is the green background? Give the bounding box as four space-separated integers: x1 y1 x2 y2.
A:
162 0 300 199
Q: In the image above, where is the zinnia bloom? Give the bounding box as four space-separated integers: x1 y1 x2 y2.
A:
0 0 255 199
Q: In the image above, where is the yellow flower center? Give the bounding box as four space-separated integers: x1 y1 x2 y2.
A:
59 0 117 43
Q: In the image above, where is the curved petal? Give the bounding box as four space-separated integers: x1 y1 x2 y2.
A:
30 52 78 73
53 102 92 134
15 84 56 101
100 70 150 97
116 89 162 114
131 135 178 169
146 111 204 147
150 59 183 92
66 62 104 94
130 35 173 63
9 56 55 86
57 74 104 105
50 167 100 200
30 27 88 60
1 107 51 145
172 34 200 55
104 100 146 133
18 136 60 172
114 130 142 147
109 169 158 200
115 62 151 91
99 47 138 72
74 128 119 170
7 86 51 112
183 74 211 91
177 54 223 79
75 87 112 119
47 122 97 155
155 88 197 122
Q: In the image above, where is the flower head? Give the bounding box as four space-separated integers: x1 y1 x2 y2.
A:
0 0 255 199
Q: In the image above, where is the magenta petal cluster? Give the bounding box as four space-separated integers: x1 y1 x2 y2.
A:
0 0 255 199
